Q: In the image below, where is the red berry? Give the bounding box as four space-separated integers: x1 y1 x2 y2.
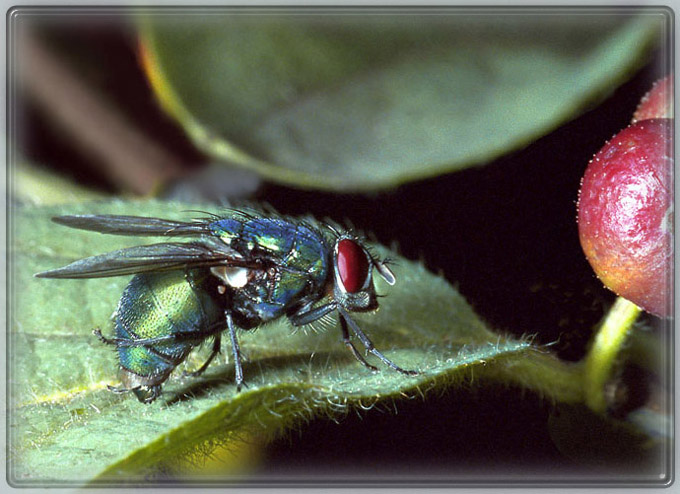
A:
632 75 673 123
577 119 673 317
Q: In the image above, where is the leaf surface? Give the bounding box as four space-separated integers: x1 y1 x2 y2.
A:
9 201 582 484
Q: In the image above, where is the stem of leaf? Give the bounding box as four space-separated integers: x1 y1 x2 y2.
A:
583 296 641 414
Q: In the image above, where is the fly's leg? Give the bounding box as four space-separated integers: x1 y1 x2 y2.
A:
105 384 161 404
291 302 373 371
103 383 162 404
95 328 165 402
339 316 378 372
291 302 380 368
289 303 405 373
289 302 337 327
337 307 418 376
290 301 378 367
94 328 124 345
133 385 162 404
95 326 224 402
107 384 132 394
182 334 221 378
94 326 223 347
94 328 180 347
226 310 248 392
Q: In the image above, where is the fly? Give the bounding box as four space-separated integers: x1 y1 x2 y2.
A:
35 208 418 403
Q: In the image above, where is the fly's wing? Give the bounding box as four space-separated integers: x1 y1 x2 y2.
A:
51 215 210 237
35 239 254 279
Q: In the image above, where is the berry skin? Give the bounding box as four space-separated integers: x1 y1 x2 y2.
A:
577 119 673 317
632 75 673 123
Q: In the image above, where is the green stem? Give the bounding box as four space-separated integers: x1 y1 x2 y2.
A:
584 296 641 413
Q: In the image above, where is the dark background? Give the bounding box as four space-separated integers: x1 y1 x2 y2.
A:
20 18 667 479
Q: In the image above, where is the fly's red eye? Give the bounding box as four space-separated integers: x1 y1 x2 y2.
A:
337 239 370 293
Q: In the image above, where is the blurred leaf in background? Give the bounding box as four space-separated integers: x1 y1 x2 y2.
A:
140 12 659 190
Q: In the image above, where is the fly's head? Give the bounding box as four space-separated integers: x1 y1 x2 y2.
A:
332 236 396 313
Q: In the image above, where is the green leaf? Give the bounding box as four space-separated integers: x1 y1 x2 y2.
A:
139 13 660 191
9 200 583 484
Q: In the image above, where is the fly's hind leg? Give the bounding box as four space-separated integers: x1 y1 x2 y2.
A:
183 334 221 378
133 385 162 404
106 384 131 394
93 328 117 345
93 328 177 347
104 383 162 404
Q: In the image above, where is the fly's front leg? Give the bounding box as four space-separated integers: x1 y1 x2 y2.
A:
337 306 418 376
339 315 378 372
289 302 377 372
288 301 337 327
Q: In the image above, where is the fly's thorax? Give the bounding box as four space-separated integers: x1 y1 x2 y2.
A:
210 263 274 298
208 217 331 323
211 262 316 326
331 236 396 313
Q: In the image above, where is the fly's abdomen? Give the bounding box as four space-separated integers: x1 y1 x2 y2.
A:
114 270 223 391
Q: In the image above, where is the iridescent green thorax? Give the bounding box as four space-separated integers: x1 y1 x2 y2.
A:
209 216 330 320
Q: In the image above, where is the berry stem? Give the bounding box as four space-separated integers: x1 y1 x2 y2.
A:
584 296 641 413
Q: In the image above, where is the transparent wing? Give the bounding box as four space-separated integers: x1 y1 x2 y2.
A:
35 240 252 279
51 215 210 237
